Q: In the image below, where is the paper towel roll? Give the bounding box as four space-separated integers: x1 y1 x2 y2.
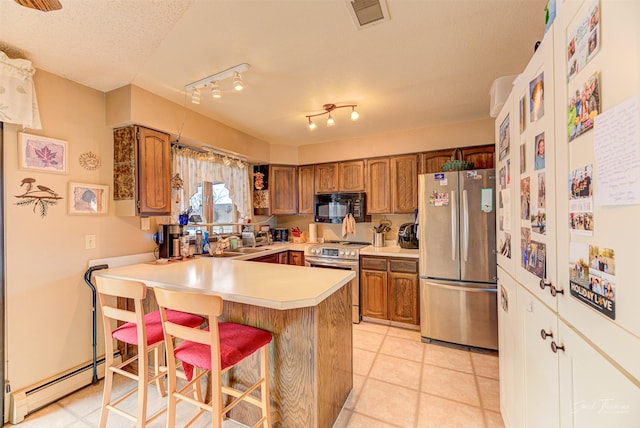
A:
309 223 317 243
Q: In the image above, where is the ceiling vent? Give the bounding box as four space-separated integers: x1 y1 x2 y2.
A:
345 0 390 30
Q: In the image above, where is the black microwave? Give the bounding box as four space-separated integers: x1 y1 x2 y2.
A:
314 192 371 223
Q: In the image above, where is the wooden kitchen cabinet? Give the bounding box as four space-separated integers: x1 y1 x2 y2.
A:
388 259 419 324
360 256 419 325
297 165 315 214
339 160 365 192
419 144 495 174
365 157 391 213
113 125 171 216
390 154 418 213
278 251 289 264
251 253 280 264
360 269 388 319
269 165 297 215
314 162 339 193
288 250 305 266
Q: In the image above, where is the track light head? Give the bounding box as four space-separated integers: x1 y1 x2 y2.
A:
191 88 201 104
233 72 244 91
211 82 221 99
326 114 335 127
308 117 317 130
351 106 359 120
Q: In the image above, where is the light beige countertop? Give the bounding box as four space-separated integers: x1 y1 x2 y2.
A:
360 245 419 259
95 256 354 311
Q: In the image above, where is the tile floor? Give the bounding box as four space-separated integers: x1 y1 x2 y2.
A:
5 322 503 428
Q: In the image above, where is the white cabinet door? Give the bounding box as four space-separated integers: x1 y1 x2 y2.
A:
497 267 523 428
553 0 640 382
558 321 640 428
518 286 560 428
512 27 560 310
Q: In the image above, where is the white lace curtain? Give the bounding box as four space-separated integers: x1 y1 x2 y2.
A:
0 51 41 129
171 146 251 221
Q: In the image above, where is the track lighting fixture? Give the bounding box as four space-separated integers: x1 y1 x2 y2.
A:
306 103 359 130
184 63 249 102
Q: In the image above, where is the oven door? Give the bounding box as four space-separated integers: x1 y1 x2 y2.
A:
305 257 360 323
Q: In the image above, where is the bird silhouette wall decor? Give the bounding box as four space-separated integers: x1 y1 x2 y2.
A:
15 177 62 218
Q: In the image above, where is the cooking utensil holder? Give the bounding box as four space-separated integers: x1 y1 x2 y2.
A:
373 232 385 247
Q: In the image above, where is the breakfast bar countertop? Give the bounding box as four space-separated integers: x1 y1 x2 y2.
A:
95 257 355 310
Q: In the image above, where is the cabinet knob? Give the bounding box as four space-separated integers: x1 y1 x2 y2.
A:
551 341 565 353
550 285 564 297
540 329 553 340
539 278 551 290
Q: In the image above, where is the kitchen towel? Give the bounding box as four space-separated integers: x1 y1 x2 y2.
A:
309 223 317 243
342 213 356 238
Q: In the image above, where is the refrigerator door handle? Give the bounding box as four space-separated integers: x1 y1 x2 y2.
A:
450 190 457 261
462 189 469 262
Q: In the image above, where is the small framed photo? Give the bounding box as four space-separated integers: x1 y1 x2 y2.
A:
68 182 108 215
18 132 68 174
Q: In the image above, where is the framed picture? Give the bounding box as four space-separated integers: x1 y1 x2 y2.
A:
499 114 510 160
68 182 108 215
18 132 68 174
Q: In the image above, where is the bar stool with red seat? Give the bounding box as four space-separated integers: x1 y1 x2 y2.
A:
96 276 205 428
154 287 273 428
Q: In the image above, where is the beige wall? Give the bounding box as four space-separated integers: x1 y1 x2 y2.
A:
295 118 495 164
3 70 158 394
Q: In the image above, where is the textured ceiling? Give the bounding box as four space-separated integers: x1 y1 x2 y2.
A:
0 0 547 146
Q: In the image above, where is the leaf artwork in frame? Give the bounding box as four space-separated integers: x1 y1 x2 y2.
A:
18 132 69 174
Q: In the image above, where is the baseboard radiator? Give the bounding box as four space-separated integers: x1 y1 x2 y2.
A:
9 353 121 424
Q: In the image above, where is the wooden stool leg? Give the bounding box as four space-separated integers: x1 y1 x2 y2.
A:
137 350 149 428
260 344 272 427
152 344 166 397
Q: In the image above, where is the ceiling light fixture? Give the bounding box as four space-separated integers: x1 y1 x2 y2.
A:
305 103 359 129
184 63 249 102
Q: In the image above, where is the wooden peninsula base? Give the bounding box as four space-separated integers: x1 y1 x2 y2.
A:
221 282 353 428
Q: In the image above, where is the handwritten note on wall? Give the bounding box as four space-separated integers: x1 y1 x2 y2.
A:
593 96 640 206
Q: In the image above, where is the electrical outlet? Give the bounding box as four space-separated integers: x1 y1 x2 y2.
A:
85 235 96 249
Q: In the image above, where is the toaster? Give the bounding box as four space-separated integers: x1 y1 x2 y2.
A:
397 223 419 249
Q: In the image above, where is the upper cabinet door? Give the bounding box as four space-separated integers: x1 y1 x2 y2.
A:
391 154 418 213
269 165 297 215
314 162 339 193
339 160 365 192
419 149 454 174
297 165 315 214
136 126 171 215
366 157 391 213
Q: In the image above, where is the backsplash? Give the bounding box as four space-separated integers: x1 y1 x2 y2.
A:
272 213 415 245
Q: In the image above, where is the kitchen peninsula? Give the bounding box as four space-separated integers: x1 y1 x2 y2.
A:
95 257 355 428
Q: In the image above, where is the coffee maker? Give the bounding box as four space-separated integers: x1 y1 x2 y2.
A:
156 224 184 259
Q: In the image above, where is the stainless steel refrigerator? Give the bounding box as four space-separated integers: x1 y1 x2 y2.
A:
418 170 498 350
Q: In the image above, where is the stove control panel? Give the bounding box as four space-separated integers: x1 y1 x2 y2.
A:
306 245 361 260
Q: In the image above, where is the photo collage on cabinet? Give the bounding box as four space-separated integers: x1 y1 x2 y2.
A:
497 112 512 259
565 0 622 319
518 68 547 280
